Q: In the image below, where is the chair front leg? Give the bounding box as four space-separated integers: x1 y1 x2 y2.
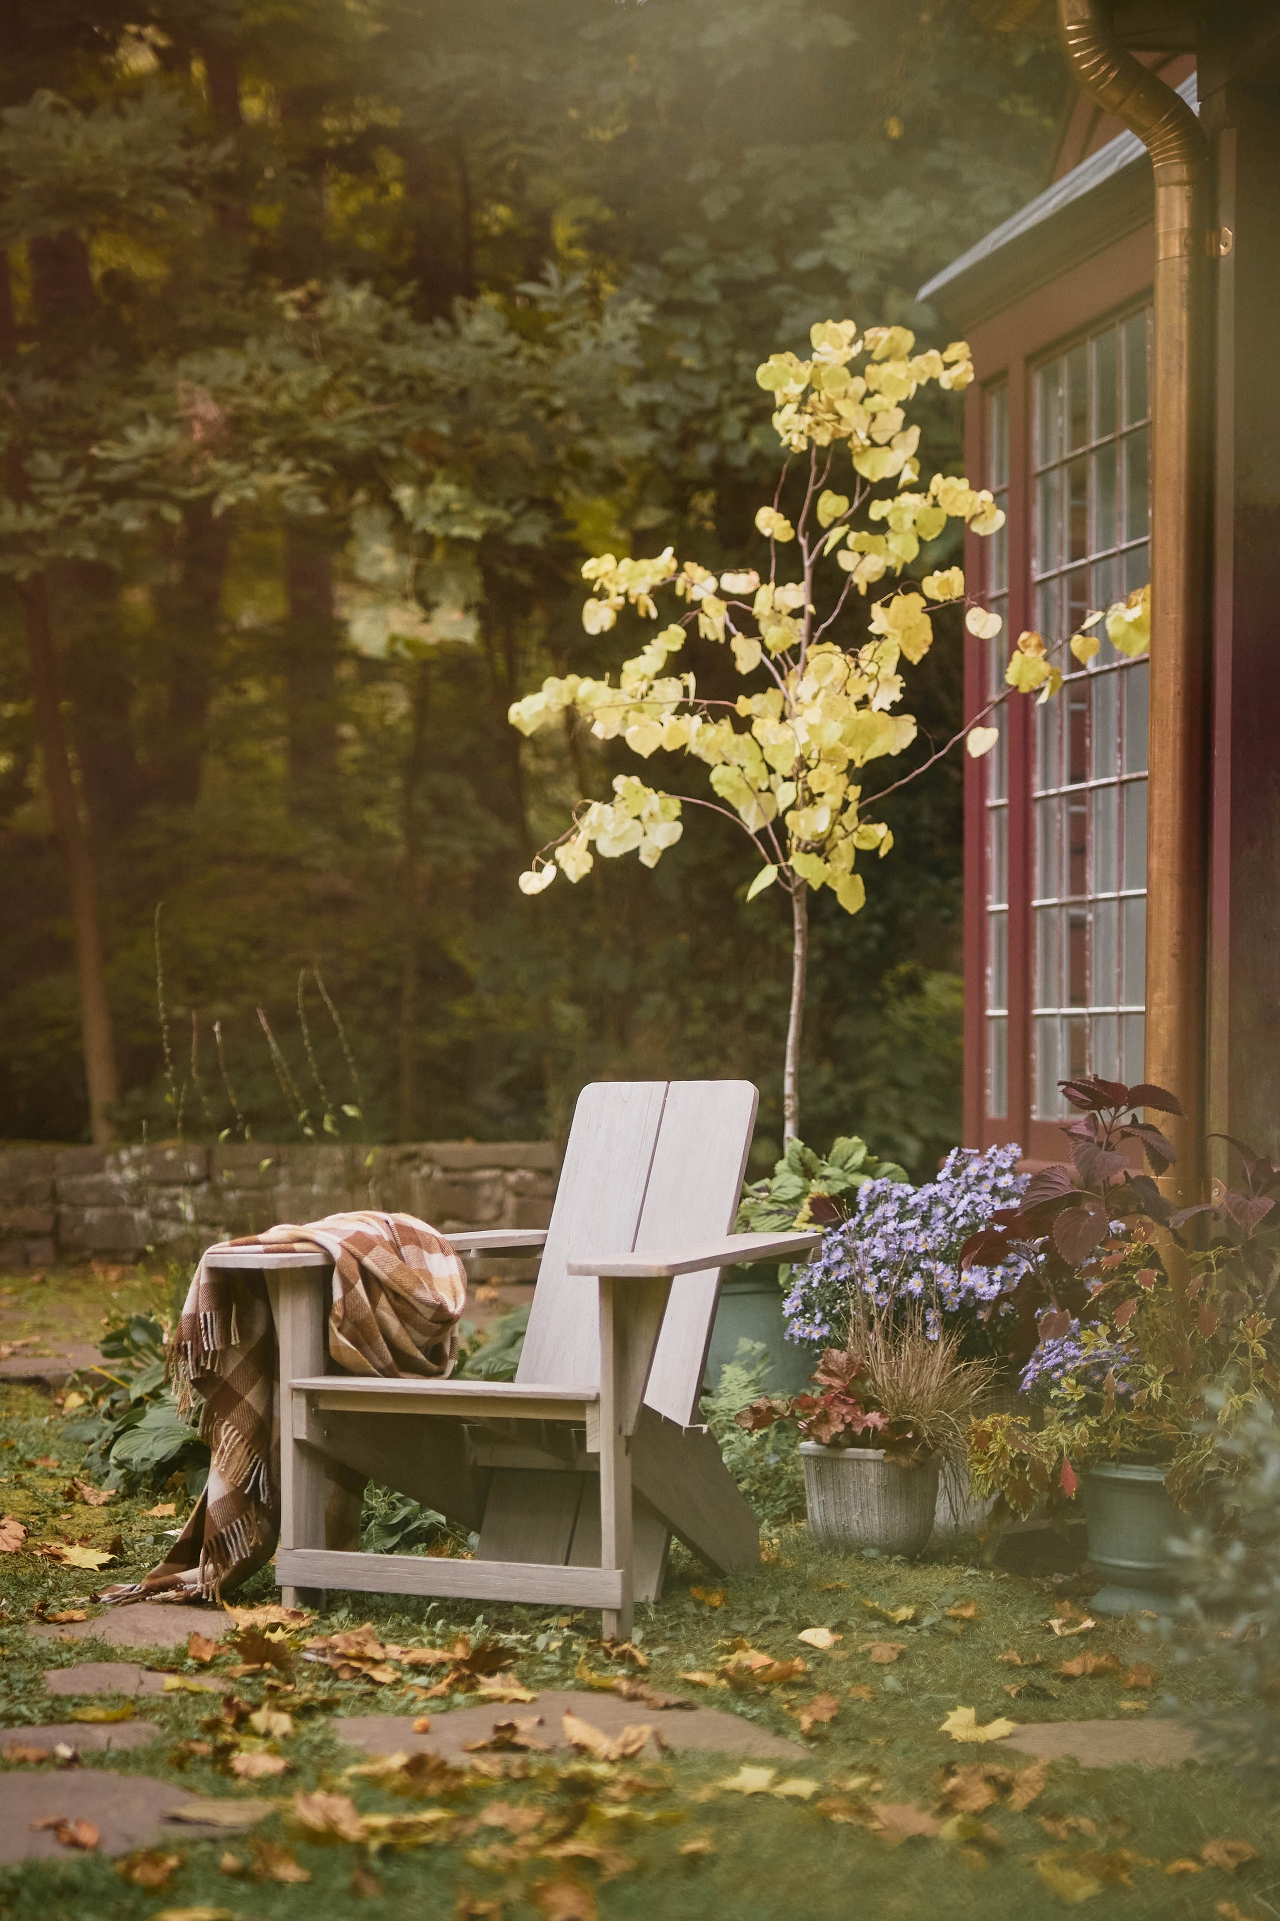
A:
265 1266 332 1609
597 1273 672 1643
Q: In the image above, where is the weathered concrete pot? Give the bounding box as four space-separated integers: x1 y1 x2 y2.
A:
706 1271 821 1396
1085 1460 1188 1615
800 1442 939 1556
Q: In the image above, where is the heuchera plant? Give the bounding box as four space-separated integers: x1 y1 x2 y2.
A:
736 1348 927 1463
963 1075 1280 1513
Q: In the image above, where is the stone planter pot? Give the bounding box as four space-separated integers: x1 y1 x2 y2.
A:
706 1269 821 1397
1084 1460 1188 1615
800 1442 939 1557
932 1454 996 1541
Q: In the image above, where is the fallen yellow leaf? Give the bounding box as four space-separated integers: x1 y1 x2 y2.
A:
793 1693 839 1734
944 1601 977 1620
1034 1852 1103 1902
715 1766 778 1795
1202 1840 1258 1873
938 1706 1016 1744
230 1752 290 1781
859 1641 906 1664
861 1600 916 1625
689 1587 726 1608
797 1627 841 1650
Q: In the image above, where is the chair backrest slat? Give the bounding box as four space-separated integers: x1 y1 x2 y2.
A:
515 1082 667 1393
515 1079 757 1425
639 1080 758 1426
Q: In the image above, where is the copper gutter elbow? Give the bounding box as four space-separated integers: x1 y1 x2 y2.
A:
1056 0 1210 1198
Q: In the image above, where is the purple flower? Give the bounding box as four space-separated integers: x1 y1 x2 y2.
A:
783 1144 1031 1345
1018 1321 1135 1397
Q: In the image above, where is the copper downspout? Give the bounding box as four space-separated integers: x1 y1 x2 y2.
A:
1056 1 1210 1201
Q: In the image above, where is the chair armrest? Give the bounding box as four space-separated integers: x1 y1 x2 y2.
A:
566 1229 822 1281
445 1229 549 1255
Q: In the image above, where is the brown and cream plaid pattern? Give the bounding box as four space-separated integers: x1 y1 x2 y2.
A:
105 1211 466 1602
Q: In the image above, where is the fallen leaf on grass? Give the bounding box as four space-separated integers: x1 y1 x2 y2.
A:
248 1708 294 1739
31 1816 99 1850
1004 1682 1060 1701
289 1790 367 1843
1007 1760 1051 1811
815 1795 875 1826
1202 1840 1258 1873
1121 1662 1160 1689
562 1711 651 1763
862 1600 916 1624
1059 1651 1120 1679
1076 1848 1157 1887
4 1743 54 1764
938 1813 1003 1850
714 1765 820 1799
38 1543 115 1570
222 1841 310 1884
531 1875 597 1921
478 1802 543 1837
1039 1815 1098 1841
847 1684 875 1701
611 1678 694 1710
938 1706 1016 1744
472 1679 538 1704
412 1715 431 1733
679 1837 715 1859
1047 1615 1096 1638
678 1670 722 1689
945 1601 977 1620
797 1627 841 1649
69 1703 134 1724
117 1850 183 1889
872 1802 942 1846
0 1516 27 1552
1035 1852 1103 1902
772 1777 822 1800
539 1837 633 1879
350 1864 382 1899
1165 1859 1202 1875
689 1587 726 1608
1215 1903 1260 1921
42 1608 88 1624
149 1909 233 1921
859 1641 905 1664
164 1798 275 1831
225 1604 312 1630
163 1675 221 1695
187 1632 222 1664
818 1581 849 1591
66 1477 114 1507
793 1693 840 1734
229 1751 290 1781
996 1649 1043 1667
939 1758 1049 1815
344 1749 468 1795
144 1502 177 1519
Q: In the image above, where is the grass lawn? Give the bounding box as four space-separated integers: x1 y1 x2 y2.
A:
0 1272 1275 1921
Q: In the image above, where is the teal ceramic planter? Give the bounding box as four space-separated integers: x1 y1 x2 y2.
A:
705 1269 820 1397
1085 1460 1188 1615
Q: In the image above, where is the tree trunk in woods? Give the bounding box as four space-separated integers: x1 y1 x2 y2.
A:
282 521 341 812
55 560 141 839
21 575 119 1144
152 500 232 806
397 660 432 1140
783 883 809 1147
2 245 119 1142
404 136 474 317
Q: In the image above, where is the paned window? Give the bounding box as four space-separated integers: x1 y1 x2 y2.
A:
1030 311 1150 1119
982 384 1010 1118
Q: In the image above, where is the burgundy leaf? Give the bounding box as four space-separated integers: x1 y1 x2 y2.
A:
1127 1173 1175 1226
1196 1303 1220 1339
1114 1299 1137 1328
1022 1163 1079 1207
1062 1115 1103 1143
1123 1083 1184 1118
959 1227 1014 1272
1071 1141 1131 1189
1051 1203 1112 1265
1059 1457 1078 1497
1222 1192 1275 1237
1169 1201 1217 1230
1059 1077 1122 1112
1118 1122 1176 1174
807 1193 845 1226
1037 1308 1073 1341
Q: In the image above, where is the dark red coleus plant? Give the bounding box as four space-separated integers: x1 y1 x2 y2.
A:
958 1075 1280 1364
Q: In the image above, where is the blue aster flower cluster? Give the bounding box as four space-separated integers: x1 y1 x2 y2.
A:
782 1142 1033 1346
1018 1322 1135 1398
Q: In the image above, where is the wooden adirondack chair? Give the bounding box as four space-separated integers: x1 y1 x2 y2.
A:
205 1080 819 1638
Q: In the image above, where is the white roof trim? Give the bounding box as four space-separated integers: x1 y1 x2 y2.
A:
917 72 1198 304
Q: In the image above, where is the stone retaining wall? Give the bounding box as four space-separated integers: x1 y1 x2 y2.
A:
0 1140 558 1268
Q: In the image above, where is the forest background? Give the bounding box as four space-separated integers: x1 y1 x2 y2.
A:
0 0 1066 1173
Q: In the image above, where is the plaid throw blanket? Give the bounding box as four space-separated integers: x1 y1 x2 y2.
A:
104 1211 467 1602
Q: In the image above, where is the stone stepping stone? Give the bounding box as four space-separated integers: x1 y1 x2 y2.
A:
1004 1717 1201 1768
0 1772 265 1865
30 1601 227 1649
2 1720 161 1756
43 1662 218 1698
338 1688 807 1764
0 1341 103 1389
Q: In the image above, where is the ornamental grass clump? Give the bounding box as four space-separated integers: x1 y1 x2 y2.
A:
782 1142 1031 1353
737 1302 995 1471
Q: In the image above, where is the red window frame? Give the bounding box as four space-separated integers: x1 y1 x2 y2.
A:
960 227 1155 1161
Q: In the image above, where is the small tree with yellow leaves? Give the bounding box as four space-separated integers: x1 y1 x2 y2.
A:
509 318 1144 1142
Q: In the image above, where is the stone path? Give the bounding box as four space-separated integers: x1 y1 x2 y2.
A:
2 1720 160 1755
338 1688 808 1763
30 1600 228 1649
0 1773 266 1865
42 1661 218 1699
0 1340 103 1390
1004 1717 1201 1767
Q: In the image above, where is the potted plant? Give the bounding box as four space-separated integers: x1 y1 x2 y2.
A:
708 1133 908 1395
783 1141 1030 1533
963 1075 1280 1613
736 1303 995 1557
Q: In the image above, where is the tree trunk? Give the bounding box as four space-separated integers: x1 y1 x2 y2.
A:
152 500 232 806
783 883 809 1146
55 560 141 838
21 574 119 1143
397 659 432 1140
282 521 341 812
